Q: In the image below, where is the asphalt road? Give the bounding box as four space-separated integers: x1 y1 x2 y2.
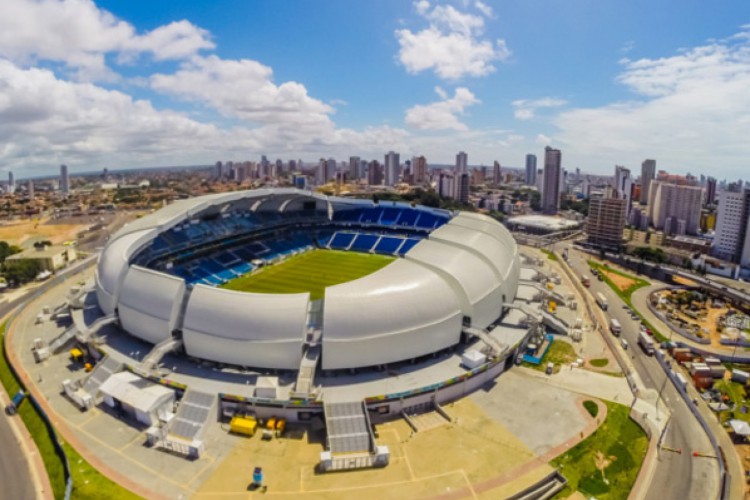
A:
558 242 721 500
0 291 44 500
0 406 35 500
0 256 98 500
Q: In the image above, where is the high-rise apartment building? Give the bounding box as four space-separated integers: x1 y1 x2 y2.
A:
455 151 468 174
384 151 400 186
412 156 427 184
7 171 14 194
438 172 455 199
587 187 627 249
493 161 501 185
525 154 537 186
317 158 336 184
640 159 656 204
454 173 470 203
614 165 633 219
60 164 69 194
646 180 703 235
705 177 717 207
27 180 34 199
367 160 383 186
542 147 561 215
713 187 750 265
349 156 361 181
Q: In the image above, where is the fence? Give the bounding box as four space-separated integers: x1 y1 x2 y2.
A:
654 350 730 500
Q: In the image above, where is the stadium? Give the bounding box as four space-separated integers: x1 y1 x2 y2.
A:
69 188 553 467
96 188 521 371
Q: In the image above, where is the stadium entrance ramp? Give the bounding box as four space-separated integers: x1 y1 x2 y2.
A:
319 400 389 472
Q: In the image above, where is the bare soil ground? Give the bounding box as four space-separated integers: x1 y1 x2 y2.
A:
0 217 90 247
601 269 637 292
657 290 734 347
194 398 546 499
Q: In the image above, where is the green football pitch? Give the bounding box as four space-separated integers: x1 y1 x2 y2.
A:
220 249 394 300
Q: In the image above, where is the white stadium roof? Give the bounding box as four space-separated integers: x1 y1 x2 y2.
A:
95 189 520 371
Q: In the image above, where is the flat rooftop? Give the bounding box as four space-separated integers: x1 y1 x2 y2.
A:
507 215 582 231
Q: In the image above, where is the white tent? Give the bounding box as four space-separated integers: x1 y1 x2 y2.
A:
98 372 174 426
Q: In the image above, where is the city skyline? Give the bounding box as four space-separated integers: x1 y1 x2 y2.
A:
0 1 748 178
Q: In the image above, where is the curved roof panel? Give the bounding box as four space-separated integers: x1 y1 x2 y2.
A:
428 223 510 280
405 239 499 313
183 285 309 342
96 228 156 295
323 259 461 340
118 266 186 344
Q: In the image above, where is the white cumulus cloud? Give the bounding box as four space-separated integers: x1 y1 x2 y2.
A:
512 97 567 120
404 87 479 130
150 55 333 126
395 1 510 79
553 27 750 176
0 0 213 80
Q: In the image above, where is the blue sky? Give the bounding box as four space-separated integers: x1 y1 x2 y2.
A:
1 0 749 179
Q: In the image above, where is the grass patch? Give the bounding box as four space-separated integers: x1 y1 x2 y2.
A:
552 402 648 499
589 358 609 368
587 260 667 343
583 400 599 418
0 321 66 499
63 442 141 499
541 248 558 261
1 321 140 499
712 379 750 425
221 249 393 300
522 340 577 374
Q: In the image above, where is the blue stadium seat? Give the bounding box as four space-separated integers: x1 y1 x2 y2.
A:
397 238 421 255
329 232 355 249
379 208 400 225
415 212 438 229
374 236 403 255
359 207 381 224
396 209 418 226
332 208 363 222
350 234 378 252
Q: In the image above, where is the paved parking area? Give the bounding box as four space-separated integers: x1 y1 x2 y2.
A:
470 370 591 456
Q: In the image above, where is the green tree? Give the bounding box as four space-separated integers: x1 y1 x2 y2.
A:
0 241 22 262
4 259 43 284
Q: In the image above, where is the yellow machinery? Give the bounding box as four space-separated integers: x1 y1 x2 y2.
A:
69 347 84 363
546 282 554 290
275 418 286 436
84 362 93 372
548 301 557 313
266 417 277 430
229 416 258 437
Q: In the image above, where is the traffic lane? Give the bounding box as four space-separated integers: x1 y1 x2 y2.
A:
0 403 35 500
565 247 720 499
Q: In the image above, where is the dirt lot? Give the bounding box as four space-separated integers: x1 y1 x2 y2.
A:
194 398 548 499
0 217 91 247
601 269 637 292
657 290 737 347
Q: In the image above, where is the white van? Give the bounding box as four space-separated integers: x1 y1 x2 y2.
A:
621 338 629 350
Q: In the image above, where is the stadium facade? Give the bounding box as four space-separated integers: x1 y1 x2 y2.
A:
95 188 521 373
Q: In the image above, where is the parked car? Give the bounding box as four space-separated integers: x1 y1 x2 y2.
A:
621 339 629 350
545 362 554 375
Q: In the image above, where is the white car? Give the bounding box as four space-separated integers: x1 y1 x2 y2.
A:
621 339 629 350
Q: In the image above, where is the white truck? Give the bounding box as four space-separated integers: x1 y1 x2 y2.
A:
596 292 608 311
610 318 621 336
638 331 655 355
